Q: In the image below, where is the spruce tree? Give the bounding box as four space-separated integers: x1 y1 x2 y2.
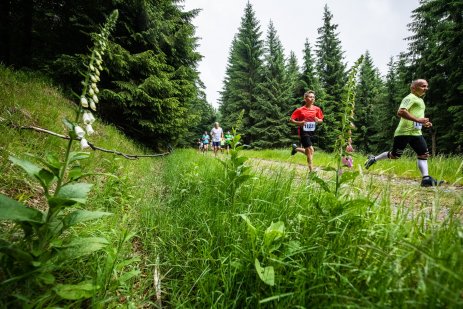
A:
315 5 347 151
218 2 264 145
407 0 463 153
250 21 292 148
354 51 385 153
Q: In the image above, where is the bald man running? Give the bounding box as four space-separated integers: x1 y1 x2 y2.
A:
364 79 443 187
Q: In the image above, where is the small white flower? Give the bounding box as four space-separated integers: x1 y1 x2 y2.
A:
89 99 97 111
75 125 85 138
92 95 99 103
85 124 95 135
92 83 97 90
94 69 100 77
98 64 103 71
89 64 95 71
95 50 101 58
80 96 89 108
88 88 94 96
90 75 97 83
94 87 99 94
82 111 95 124
80 138 90 149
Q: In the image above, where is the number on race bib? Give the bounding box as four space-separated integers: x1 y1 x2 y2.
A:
303 122 316 132
413 122 422 130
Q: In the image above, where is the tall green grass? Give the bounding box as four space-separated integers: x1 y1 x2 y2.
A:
138 149 463 307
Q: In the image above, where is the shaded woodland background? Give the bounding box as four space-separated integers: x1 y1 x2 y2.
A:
1 0 462 154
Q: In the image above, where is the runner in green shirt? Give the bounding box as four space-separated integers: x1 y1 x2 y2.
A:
364 79 443 187
224 131 233 154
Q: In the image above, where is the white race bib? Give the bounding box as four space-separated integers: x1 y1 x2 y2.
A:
303 122 316 132
413 122 422 130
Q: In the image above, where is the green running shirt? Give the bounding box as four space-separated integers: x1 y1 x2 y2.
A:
394 93 426 137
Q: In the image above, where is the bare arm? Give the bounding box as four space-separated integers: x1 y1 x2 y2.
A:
397 108 429 124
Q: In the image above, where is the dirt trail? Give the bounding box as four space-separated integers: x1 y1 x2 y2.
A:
249 158 463 220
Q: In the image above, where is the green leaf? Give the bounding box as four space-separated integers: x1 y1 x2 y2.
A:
0 241 34 263
0 194 45 223
63 210 113 228
62 118 74 131
9 156 56 190
56 183 93 204
255 258 275 286
238 214 256 243
68 152 90 164
56 237 109 260
37 272 55 285
263 221 285 251
68 166 83 181
118 270 141 283
53 280 99 300
310 174 331 193
339 171 359 184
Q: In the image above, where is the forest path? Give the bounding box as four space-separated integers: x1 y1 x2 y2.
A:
248 158 463 220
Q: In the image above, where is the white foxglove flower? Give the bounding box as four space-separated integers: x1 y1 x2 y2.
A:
75 125 85 138
85 124 94 135
88 88 94 96
90 75 97 83
98 64 103 71
95 51 101 58
80 138 90 149
94 86 99 94
80 96 89 108
89 64 95 71
82 111 95 124
89 99 97 111
94 69 100 77
92 83 97 90
92 95 99 103
96 59 102 66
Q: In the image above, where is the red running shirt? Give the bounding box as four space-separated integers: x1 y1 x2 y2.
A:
291 105 324 135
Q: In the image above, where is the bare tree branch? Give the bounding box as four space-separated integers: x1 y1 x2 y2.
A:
11 124 171 159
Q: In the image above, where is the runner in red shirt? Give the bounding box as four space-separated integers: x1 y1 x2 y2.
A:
290 90 324 173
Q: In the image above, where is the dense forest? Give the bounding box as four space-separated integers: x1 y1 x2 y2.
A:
1 0 462 154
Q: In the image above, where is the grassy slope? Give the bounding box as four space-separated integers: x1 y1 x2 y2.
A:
0 66 165 307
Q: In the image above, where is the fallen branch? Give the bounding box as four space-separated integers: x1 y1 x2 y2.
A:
13 124 171 159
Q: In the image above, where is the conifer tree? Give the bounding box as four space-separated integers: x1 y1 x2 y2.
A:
218 2 264 145
407 0 463 153
315 5 347 150
353 51 384 153
250 21 292 148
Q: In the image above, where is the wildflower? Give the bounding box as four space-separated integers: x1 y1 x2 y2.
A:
74 125 85 138
92 95 99 104
80 138 90 149
89 99 97 111
88 88 95 96
80 97 89 108
90 75 97 83
85 124 94 135
89 64 95 71
82 111 95 124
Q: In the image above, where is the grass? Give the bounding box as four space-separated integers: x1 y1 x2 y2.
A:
1 66 463 307
243 148 463 185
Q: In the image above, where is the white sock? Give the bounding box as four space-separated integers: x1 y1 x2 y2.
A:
417 159 429 177
375 152 389 161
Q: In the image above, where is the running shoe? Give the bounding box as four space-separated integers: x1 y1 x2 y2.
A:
420 176 444 187
291 144 297 156
364 155 376 169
